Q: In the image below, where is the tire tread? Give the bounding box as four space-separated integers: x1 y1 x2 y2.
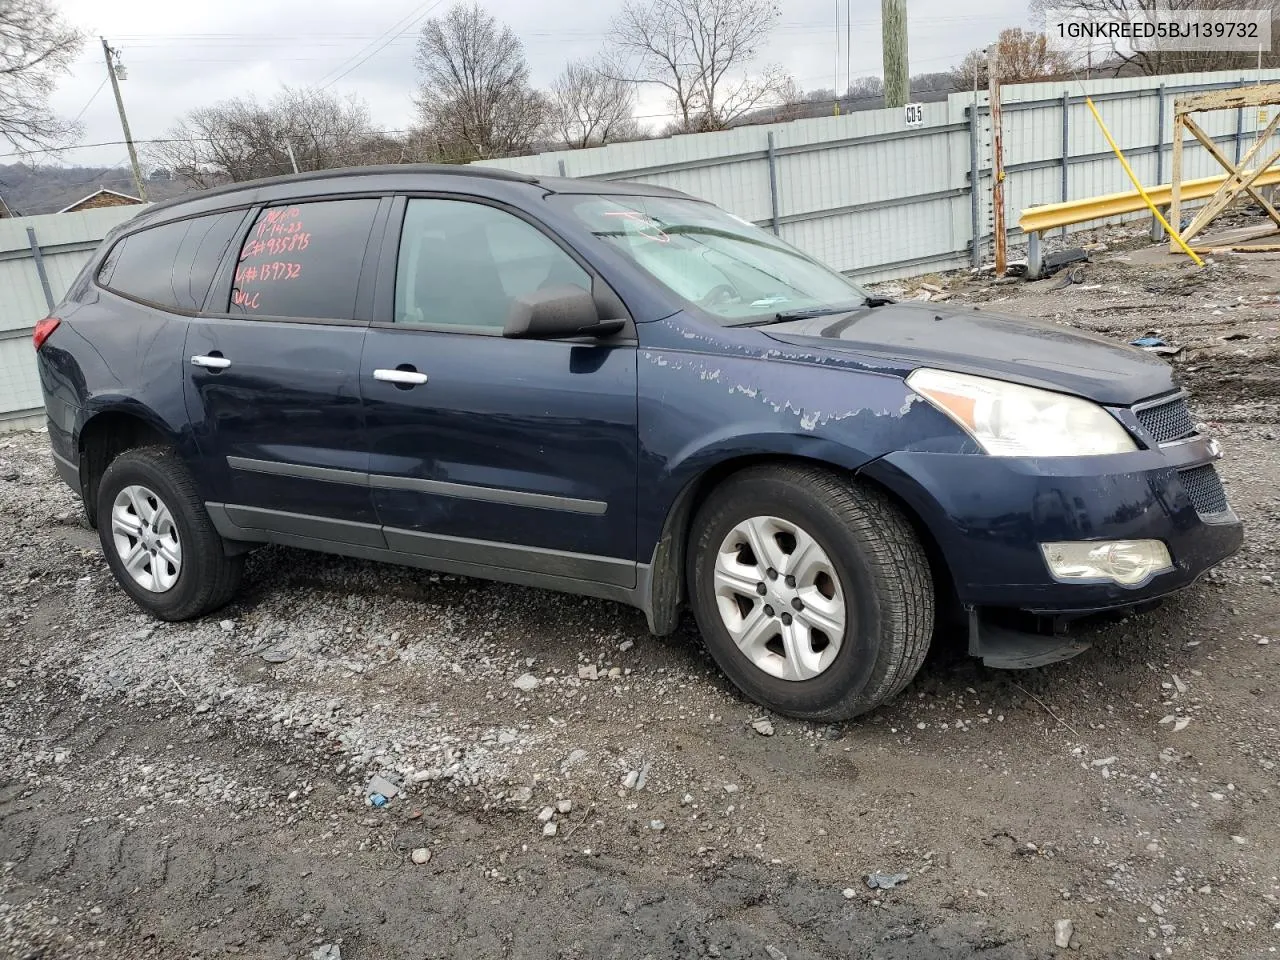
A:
689 463 935 720
97 446 243 621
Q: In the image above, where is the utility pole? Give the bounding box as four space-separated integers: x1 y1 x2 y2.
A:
833 0 841 115
881 0 909 108
987 43 1006 277
839 0 849 96
101 38 147 202
285 142 300 174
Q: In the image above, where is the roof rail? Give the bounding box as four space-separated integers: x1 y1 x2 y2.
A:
144 163 540 214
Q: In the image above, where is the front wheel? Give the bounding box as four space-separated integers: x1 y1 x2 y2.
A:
687 464 934 720
96 447 244 621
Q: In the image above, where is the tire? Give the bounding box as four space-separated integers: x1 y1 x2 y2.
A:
95 446 244 621
687 464 934 721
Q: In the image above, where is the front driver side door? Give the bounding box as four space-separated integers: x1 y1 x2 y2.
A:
361 196 639 588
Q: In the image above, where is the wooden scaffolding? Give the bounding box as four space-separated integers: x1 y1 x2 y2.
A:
1170 83 1280 254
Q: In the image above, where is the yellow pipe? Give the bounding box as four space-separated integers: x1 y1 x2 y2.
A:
1084 96 1204 266
1019 169 1280 233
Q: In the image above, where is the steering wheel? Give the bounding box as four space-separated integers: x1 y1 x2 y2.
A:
699 284 740 309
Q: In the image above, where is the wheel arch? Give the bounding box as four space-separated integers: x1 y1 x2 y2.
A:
641 450 956 637
76 405 182 527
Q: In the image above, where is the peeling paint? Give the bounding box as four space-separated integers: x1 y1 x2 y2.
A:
647 344 910 436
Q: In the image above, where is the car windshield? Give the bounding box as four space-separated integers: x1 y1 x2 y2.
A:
553 194 870 323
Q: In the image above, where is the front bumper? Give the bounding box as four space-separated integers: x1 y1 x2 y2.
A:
862 434 1243 615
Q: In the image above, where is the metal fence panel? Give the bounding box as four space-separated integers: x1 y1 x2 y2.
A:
0 339 45 428
478 67 1280 278
6 70 1280 428
0 205 142 430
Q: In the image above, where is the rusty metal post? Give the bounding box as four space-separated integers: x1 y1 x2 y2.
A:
1060 92 1070 238
987 45 1006 276
26 227 55 312
766 131 781 236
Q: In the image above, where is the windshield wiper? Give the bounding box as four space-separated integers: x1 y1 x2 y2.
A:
724 296 894 328
771 296 892 322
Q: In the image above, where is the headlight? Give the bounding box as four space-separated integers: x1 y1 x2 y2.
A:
907 368 1137 456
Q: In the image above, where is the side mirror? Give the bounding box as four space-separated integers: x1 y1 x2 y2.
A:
503 285 626 340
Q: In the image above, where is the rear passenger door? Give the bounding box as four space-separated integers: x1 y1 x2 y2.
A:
360 196 639 583
183 198 385 540
82 210 249 461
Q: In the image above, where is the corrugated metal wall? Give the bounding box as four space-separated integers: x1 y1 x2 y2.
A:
4 70 1279 428
0 206 142 431
478 68 1280 282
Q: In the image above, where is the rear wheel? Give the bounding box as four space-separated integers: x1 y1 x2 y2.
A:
96 447 243 621
687 464 934 720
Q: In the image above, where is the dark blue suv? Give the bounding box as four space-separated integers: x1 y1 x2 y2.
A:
34 165 1243 719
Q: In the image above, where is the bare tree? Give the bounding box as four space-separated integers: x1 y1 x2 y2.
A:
151 88 380 187
1027 0 1280 76
909 71 954 94
951 28 1074 90
609 0 792 133
414 3 545 160
846 76 885 100
547 60 639 149
0 0 83 150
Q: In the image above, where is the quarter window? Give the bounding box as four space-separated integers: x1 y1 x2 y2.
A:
394 199 590 330
229 199 379 320
98 211 244 311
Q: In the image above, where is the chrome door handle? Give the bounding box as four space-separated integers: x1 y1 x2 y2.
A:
190 355 231 370
373 369 428 385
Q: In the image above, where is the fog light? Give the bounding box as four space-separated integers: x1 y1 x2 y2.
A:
1040 540 1174 586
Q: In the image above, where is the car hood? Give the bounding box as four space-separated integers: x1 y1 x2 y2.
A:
762 302 1176 406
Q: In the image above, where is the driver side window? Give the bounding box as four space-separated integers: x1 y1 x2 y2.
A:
395 199 591 330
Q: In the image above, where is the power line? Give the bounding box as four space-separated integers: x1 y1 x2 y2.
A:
107 15 1014 44
3 53 976 167
70 79 109 125
314 0 446 88
33 156 135 200
0 132 418 162
0 73 954 164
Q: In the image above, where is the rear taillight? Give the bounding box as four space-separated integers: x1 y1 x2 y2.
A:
32 316 60 351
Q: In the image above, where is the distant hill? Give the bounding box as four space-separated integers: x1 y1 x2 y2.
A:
0 164 197 217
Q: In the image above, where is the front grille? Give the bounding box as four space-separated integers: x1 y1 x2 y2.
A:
1136 395 1197 444
1179 464 1230 517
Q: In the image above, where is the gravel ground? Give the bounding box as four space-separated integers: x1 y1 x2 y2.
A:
2 225 1278 960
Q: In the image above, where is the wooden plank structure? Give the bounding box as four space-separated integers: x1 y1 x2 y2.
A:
1170 83 1280 253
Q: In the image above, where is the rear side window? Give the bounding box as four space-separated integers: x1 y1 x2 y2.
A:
228 199 379 320
97 212 245 311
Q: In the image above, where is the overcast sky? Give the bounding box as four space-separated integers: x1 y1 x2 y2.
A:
40 0 1030 169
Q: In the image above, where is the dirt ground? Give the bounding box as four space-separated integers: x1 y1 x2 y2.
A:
1 221 1278 960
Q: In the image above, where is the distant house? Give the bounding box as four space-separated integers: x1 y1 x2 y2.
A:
58 188 144 214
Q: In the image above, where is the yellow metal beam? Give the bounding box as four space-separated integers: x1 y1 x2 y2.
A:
1018 168 1280 235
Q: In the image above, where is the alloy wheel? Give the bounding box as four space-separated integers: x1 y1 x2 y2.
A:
110 484 182 593
712 515 846 681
